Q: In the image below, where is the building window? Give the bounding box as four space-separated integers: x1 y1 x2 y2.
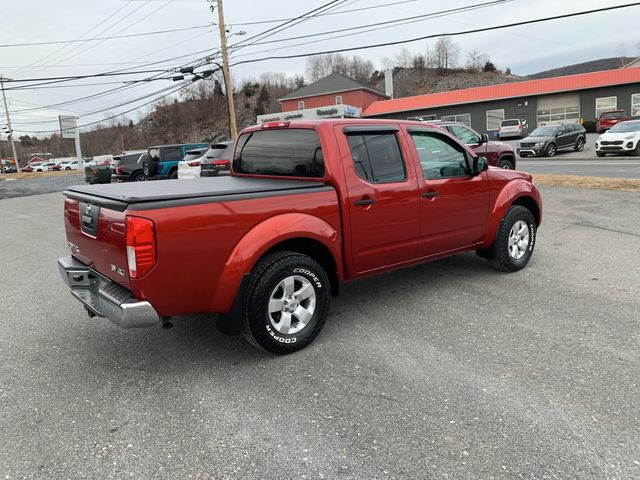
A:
335 95 342 105
407 114 437 121
537 105 580 126
595 96 617 118
298 101 305 110
486 109 505 131
441 113 471 126
632 94 640 117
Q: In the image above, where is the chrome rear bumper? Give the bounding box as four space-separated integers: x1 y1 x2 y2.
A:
58 256 160 328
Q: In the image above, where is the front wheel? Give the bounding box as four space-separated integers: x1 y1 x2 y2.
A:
131 171 147 182
574 138 585 152
481 205 537 272
545 143 556 157
596 151 606 158
241 251 331 355
633 142 640 157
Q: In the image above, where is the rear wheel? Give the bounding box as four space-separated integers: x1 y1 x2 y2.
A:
131 171 147 182
169 169 178 180
545 143 556 157
497 158 514 169
241 251 331 355
480 205 536 273
574 137 585 152
142 159 155 177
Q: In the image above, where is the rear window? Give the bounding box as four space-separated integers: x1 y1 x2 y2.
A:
602 111 625 119
501 119 520 126
183 150 207 162
204 147 227 159
233 129 324 177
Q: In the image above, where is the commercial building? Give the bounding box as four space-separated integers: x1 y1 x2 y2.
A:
256 73 388 124
363 68 640 134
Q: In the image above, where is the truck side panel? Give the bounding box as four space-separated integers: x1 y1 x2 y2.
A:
128 188 341 317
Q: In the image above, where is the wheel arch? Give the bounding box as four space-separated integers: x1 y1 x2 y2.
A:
211 213 342 314
497 152 516 169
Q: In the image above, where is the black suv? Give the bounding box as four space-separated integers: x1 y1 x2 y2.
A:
517 123 586 157
113 151 150 182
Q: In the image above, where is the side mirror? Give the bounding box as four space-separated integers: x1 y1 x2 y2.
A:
472 156 488 175
480 134 488 145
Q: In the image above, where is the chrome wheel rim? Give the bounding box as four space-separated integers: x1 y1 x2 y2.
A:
548 145 556 156
577 140 584 151
508 220 530 260
268 275 316 335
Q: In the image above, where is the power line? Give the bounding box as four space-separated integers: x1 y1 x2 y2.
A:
8 1 137 77
237 0 512 48
0 24 212 48
229 0 422 26
229 2 640 66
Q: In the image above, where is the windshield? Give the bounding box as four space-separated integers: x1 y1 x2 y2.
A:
233 129 324 177
529 127 556 137
501 120 519 126
608 122 640 133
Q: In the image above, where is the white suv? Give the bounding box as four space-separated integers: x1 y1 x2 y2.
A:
595 119 640 157
498 119 527 139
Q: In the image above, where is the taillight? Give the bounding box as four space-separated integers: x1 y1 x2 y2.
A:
212 160 230 167
187 161 200 167
115 165 123 174
261 121 290 129
126 216 156 279
92 167 98 174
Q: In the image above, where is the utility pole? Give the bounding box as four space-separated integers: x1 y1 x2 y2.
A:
216 0 237 139
0 76 20 173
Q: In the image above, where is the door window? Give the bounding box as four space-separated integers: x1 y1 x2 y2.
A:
410 132 470 180
346 133 406 183
160 146 183 160
448 125 480 145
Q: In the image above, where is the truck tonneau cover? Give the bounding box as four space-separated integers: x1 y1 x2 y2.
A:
64 176 330 211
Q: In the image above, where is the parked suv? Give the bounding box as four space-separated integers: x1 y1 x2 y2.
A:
597 110 629 134
517 123 586 157
177 147 209 180
145 143 208 180
425 120 517 169
112 151 149 182
595 119 640 157
199 142 233 177
498 118 527 139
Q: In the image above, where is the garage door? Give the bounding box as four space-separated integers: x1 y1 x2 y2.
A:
537 93 580 126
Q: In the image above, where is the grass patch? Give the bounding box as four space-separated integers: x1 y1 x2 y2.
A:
1 170 81 181
533 174 640 192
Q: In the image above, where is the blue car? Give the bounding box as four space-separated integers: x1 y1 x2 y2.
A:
145 143 208 179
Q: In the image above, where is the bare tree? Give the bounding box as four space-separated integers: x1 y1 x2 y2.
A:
380 56 395 71
433 36 460 71
306 54 374 82
466 49 484 72
394 46 413 68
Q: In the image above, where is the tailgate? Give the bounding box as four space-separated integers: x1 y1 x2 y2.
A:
63 196 131 289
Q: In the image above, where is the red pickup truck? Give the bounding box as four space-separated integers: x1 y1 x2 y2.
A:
58 119 542 354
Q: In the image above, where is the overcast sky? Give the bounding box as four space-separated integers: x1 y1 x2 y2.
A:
1 0 638 136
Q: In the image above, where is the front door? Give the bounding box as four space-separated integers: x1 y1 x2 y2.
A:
337 125 421 275
406 129 489 257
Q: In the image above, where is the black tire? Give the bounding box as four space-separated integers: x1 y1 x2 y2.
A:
497 158 515 169
544 143 556 157
596 151 606 158
482 205 537 273
131 171 146 182
142 159 155 177
241 251 331 355
65 167 71 171
574 137 585 152
633 142 640 157
168 169 178 180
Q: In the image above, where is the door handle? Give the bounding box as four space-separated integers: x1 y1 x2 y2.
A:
422 191 439 198
354 198 375 206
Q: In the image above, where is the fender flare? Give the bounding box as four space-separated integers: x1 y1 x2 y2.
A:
211 213 341 313
481 179 541 247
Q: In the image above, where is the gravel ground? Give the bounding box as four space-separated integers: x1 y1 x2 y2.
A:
0 173 84 199
0 187 639 479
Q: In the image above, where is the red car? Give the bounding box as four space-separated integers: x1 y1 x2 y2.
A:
58 119 542 354
426 120 517 169
597 110 629 133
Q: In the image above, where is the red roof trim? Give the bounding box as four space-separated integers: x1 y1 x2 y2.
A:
363 68 640 117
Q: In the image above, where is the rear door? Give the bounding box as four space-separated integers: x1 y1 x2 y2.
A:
336 125 421 274
406 127 489 257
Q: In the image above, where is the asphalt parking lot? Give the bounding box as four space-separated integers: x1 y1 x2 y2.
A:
1 186 639 479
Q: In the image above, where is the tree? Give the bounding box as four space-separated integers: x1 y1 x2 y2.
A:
394 46 413 68
412 54 426 70
483 60 497 72
505 67 512 75
305 54 374 82
433 36 460 71
466 49 484 72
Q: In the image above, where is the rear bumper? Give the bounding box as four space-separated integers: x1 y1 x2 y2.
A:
58 256 160 328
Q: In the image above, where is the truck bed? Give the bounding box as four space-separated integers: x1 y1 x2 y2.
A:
64 177 330 211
